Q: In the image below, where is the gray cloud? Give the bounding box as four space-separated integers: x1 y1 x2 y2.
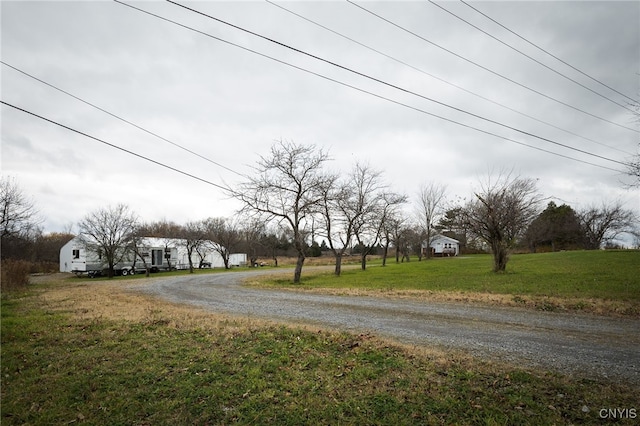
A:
2 1 638 235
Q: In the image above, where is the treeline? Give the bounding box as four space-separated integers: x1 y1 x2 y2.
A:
436 200 638 255
2 141 638 285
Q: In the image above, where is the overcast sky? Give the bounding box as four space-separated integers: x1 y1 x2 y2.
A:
2 1 639 241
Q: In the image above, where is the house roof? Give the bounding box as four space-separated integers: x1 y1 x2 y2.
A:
421 234 460 248
431 234 460 244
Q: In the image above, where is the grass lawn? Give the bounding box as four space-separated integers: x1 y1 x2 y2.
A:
2 278 638 425
257 250 640 316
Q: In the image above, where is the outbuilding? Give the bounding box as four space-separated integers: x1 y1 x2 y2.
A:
422 234 460 257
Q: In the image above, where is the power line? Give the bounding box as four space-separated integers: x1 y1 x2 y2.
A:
0 60 246 178
266 0 633 156
165 0 631 167
460 0 639 105
427 0 635 113
1 100 232 192
113 0 625 173
346 0 639 134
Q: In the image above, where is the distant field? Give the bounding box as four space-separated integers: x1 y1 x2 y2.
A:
259 250 640 315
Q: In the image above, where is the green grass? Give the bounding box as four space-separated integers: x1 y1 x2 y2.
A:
275 251 640 301
2 288 638 425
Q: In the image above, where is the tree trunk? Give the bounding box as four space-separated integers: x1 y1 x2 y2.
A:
293 253 305 283
424 232 432 260
188 251 194 274
360 253 367 271
141 259 150 277
334 252 343 276
107 260 115 279
382 243 389 267
492 242 509 272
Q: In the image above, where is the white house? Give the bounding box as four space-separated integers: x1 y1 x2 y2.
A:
60 235 245 275
422 234 460 257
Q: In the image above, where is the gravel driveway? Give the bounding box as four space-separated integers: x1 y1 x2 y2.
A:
133 269 640 385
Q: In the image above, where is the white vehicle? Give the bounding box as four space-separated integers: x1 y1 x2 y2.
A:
60 236 246 276
60 236 178 277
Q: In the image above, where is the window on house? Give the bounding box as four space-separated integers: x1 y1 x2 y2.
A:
72 249 80 259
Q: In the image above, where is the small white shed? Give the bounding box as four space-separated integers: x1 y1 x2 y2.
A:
422 234 460 257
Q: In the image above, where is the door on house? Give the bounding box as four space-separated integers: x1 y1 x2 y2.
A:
152 249 163 266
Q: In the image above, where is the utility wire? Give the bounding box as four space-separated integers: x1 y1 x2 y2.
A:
266 0 633 156
427 0 634 113
0 61 246 179
1 100 232 192
113 0 624 173
460 0 639 104
165 0 631 167
346 0 638 134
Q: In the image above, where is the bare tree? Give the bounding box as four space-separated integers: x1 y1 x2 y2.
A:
626 154 640 187
463 172 542 272
1 176 41 259
371 191 408 269
33 232 74 265
238 217 267 267
204 217 242 269
318 172 358 276
129 224 152 277
415 182 447 259
181 220 208 273
349 163 386 271
578 201 637 249
78 204 138 278
351 165 407 271
232 141 331 283
263 224 294 267
380 211 406 266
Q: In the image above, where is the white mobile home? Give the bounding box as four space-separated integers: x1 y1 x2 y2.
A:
60 235 178 276
229 253 247 267
60 235 244 276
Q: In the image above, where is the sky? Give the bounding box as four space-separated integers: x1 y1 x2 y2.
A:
2 1 639 243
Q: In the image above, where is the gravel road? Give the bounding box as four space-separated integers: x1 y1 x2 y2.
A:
133 269 640 385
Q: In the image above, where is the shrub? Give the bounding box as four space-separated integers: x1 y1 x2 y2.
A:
1 259 30 291
28 261 59 274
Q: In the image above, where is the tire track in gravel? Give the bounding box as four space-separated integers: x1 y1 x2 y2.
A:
132 269 640 385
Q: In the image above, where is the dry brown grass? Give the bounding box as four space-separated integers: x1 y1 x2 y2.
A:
313 288 637 316
32 275 259 335
30 273 458 365
1 259 30 291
